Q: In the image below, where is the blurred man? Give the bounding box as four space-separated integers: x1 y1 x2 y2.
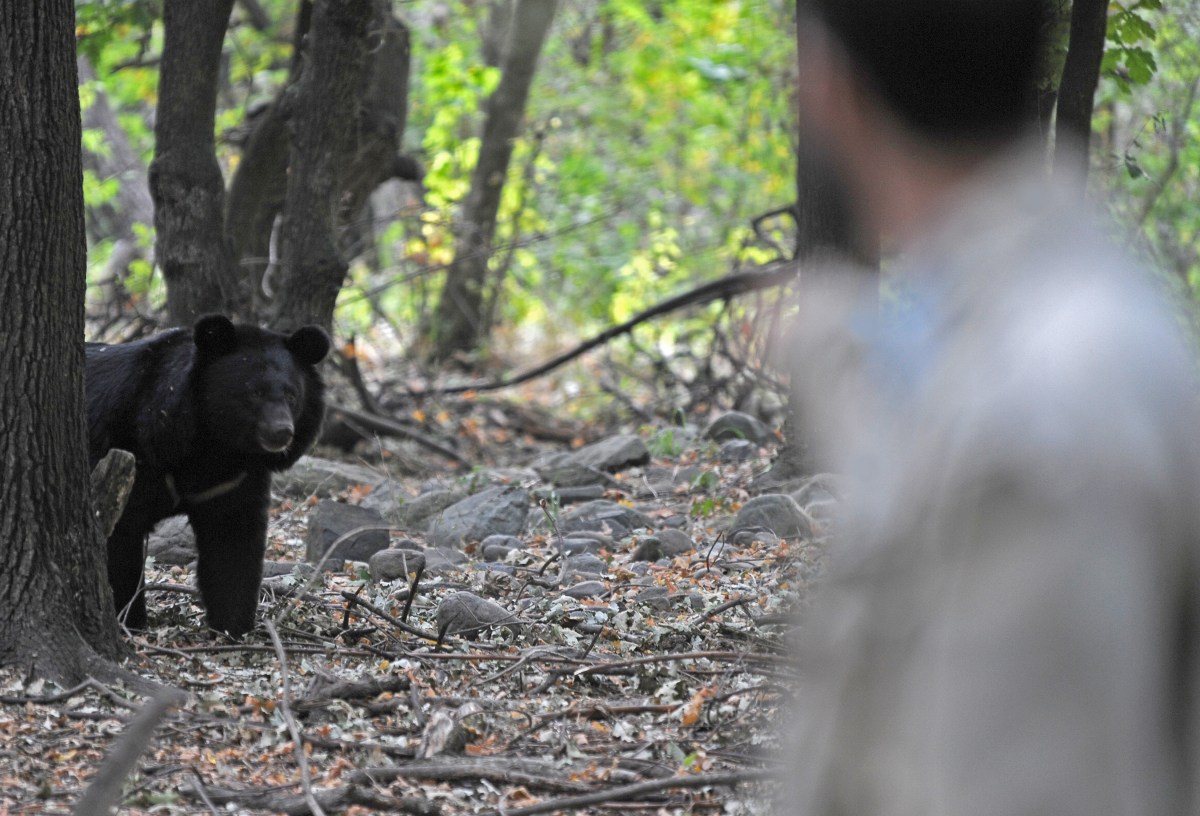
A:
785 2 1200 814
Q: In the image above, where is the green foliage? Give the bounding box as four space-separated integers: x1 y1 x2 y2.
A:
78 0 796 354
1098 7 1200 301
1103 1 1162 92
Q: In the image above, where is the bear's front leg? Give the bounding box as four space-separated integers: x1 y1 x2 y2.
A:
107 513 149 630
187 476 270 637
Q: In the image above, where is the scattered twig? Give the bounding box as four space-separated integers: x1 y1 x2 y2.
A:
264 620 325 816
339 589 439 641
477 768 777 816
72 687 186 815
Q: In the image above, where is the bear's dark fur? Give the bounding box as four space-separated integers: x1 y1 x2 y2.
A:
85 315 330 637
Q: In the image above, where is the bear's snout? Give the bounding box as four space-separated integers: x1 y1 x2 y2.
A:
258 404 295 453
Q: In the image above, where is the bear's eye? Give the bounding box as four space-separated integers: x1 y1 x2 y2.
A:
285 390 300 408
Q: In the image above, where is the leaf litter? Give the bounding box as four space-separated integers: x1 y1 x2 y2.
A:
0 410 823 815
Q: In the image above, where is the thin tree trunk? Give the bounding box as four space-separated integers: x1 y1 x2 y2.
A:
150 0 240 326
1054 0 1108 181
79 56 155 294
226 0 312 317
270 0 374 334
756 3 871 491
0 0 127 683
429 0 559 362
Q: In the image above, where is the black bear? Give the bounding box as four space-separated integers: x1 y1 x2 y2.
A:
85 314 330 637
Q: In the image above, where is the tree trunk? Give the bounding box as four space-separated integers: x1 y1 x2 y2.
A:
79 57 156 291
1054 0 1108 181
429 0 559 363
225 0 313 318
150 0 241 326
270 0 374 334
0 0 127 683
755 3 872 491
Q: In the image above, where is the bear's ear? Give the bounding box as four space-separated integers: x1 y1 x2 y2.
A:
286 325 331 366
193 315 238 357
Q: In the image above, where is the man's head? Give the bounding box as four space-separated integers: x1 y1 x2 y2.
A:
797 0 1049 245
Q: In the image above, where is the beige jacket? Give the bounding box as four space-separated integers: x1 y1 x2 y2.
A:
786 151 1200 816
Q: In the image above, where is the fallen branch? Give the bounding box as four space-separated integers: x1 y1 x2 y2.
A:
410 261 798 396
477 768 777 816
324 403 468 465
264 620 324 816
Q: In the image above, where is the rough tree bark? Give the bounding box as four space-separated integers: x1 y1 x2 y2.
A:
429 0 559 362
0 0 128 683
270 0 374 334
1054 0 1108 182
225 0 313 317
227 0 415 327
150 0 241 326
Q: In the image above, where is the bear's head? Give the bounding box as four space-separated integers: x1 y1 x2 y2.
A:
193 315 331 469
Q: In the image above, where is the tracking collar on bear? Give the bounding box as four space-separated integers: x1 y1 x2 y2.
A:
164 472 247 509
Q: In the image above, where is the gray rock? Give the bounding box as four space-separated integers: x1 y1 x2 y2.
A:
560 537 607 556
275 456 387 499
532 484 607 503
565 553 607 576
423 547 470 573
369 548 426 582
730 494 814 541
427 486 530 548
718 439 758 463
562 581 607 600
262 560 312 579
655 528 695 555
480 534 521 561
435 591 516 638
628 538 663 563
147 517 197 565
635 586 672 610
533 434 650 486
369 486 468 533
731 529 781 548
305 501 390 569
703 411 776 447
559 500 653 538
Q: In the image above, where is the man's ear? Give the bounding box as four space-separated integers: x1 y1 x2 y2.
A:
193 315 238 357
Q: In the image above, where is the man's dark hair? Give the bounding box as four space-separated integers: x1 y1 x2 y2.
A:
803 0 1048 145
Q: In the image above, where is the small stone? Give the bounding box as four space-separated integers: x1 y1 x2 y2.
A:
369 549 426 582
730 494 814 541
480 534 521 561
305 501 390 569
435 591 515 639
718 439 758 463
629 538 664 563
147 516 197 565
559 500 653 538
533 434 651 487
275 456 386 499
427 486 530 549
655 528 696 556
565 553 607 575
561 537 608 556
703 411 776 447
562 581 607 600
423 547 470 574
368 487 468 533
262 560 309 578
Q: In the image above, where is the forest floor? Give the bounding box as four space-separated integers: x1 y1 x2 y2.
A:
0 372 819 815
